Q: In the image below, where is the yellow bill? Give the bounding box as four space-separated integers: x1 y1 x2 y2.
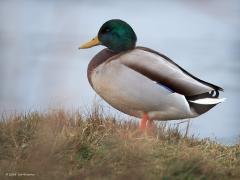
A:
79 36 101 49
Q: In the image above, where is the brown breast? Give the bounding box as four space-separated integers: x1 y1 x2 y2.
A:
87 48 118 87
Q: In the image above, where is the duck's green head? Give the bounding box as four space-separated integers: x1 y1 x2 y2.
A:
79 19 137 53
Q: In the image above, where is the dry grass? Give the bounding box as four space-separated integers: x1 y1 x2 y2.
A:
0 106 239 180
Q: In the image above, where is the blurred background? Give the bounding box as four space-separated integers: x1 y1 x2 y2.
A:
0 0 239 144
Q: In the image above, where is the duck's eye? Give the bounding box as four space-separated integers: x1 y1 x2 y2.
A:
102 28 111 34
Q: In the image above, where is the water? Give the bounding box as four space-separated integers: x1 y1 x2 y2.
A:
0 0 239 144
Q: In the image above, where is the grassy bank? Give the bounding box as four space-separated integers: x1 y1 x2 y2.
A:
0 107 239 180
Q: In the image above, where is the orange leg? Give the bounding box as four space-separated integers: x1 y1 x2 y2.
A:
140 112 149 130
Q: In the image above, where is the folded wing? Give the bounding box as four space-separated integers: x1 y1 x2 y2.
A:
117 47 223 97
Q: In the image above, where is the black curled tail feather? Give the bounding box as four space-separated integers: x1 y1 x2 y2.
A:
186 90 220 101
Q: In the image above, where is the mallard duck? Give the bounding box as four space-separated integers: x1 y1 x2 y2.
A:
79 19 225 130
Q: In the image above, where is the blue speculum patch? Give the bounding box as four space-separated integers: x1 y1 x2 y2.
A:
156 82 175 93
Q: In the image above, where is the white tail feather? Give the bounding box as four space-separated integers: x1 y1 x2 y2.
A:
189 98 226 105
